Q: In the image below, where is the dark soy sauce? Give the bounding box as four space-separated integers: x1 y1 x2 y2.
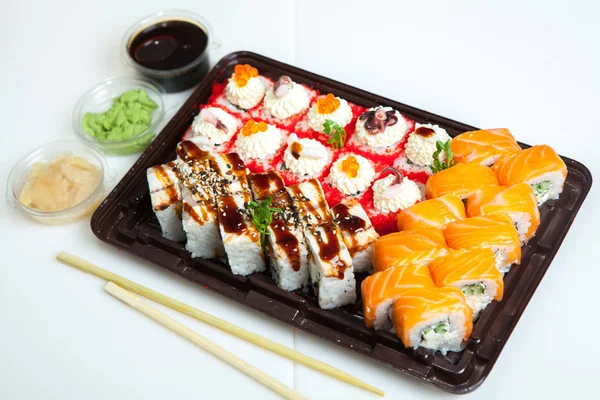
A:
128 20 211 92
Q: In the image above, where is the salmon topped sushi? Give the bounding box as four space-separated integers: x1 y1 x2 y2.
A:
429 248 503 318
466 183 540 242
444 214 521 273
362 263 435 330
451 128 521 166
391 287 473 354
373 230 449 273
493 145 568 205
396 194 466 232
425 163 499 199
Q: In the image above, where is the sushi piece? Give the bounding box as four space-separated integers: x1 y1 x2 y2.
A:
451 128 521 166
493 145 568 205
263 75 311 119
213 153 265 276
362 263 436 330
225 64 266 110
306 93 353 133
248 171 309 291
391 286 473 355
286 179 333 229
404 124 452 167
331 199 379 273
181 187 224 259
428 248 503 318
466 183 540 242
444 214 521 273
425 163 499 199
354 106 409 151
373 229 449 273
396 194 466 232
305 222 356 309
146 162 185 242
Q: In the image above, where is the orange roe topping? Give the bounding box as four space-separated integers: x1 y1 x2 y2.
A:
316 93 341 115
341 155 360 178
241 119 268 136
233 64 259 87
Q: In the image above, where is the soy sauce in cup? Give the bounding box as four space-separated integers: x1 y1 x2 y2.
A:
123 10 219 93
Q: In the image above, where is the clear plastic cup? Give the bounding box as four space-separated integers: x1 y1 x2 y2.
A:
72 76 165 155
122 9 221 93
6 141 116 225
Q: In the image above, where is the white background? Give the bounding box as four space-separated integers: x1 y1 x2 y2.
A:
1 1 599 399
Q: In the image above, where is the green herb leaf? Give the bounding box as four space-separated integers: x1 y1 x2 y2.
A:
323 119 347 149
429 139 455 173
246 196 283 248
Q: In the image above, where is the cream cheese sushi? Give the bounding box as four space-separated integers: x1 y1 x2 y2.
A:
307 93 353 133
190 107 239 149
327 154 375 196
405 123 452 166
225 64 266 109
235 119 283 162
355 106 408 149
263 75 311 119
372 168 422 213
282 134 330 178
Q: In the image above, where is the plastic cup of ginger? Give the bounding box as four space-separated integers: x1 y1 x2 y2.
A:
6 141 115 225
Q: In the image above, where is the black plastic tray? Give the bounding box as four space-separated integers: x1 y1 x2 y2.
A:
91 51 593 393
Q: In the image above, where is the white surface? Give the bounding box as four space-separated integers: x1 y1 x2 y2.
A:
1 0 598 399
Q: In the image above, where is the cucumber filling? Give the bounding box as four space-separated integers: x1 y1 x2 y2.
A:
422 322 449 338
532 180 552 203
462 282 485 296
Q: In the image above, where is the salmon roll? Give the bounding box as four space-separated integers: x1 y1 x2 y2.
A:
444 214 521 273
373 230 449 273
425 163 499 199
429 248 503 318
451 128 521 166
391 287 473 354
362 264 435 330
493 145 568 206
396 194 466 232
466 184 540 242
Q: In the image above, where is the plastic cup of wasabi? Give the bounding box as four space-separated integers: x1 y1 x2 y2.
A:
73 76 165 155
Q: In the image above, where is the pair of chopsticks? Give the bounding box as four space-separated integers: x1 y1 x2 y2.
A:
57 252 384 399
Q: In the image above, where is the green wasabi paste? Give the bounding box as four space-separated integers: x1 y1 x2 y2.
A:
82 89 158 154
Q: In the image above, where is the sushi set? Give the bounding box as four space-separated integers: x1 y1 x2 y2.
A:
91 51 592 393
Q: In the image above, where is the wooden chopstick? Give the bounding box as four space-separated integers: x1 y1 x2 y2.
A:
104 282 305 400
57 251 384 396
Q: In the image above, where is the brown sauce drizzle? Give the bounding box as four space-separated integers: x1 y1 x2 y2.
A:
415 127 435 138
249 171 284 199
155 166 179 205
291 142 303 160
332 204 366 235
314 224 348 279
183 202 209 225
271 218 301 271
218 196 245 234
177 141 210 161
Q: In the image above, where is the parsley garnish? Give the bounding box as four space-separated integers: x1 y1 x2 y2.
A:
430 139 455 173
323 119 347 149
247 196 282 248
